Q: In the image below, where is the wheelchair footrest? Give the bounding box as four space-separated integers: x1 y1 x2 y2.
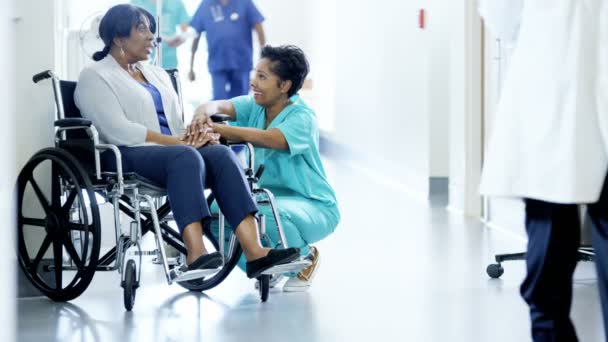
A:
261 259 312 275
152 256 180 266
170 266 220 282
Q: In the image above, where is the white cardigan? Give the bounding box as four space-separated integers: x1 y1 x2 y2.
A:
74 55 186 146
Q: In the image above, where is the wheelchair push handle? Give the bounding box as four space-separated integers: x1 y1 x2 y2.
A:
32 70 53 83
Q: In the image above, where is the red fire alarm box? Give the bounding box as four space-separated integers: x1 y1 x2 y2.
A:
419 9 425 29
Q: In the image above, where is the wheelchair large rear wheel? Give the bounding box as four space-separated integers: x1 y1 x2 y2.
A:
17 148 101 301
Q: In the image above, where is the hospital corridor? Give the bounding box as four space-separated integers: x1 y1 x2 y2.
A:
3 1 608 341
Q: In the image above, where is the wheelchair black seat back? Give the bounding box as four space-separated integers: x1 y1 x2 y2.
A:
55 80 97 176
18 68 309 310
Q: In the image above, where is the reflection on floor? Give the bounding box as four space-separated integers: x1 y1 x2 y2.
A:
17 157 605 342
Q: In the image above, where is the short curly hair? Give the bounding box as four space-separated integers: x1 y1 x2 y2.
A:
260 45 309 98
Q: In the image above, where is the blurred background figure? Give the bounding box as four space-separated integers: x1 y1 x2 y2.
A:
480 1 608 341
130 0 191 69
189 0 265 100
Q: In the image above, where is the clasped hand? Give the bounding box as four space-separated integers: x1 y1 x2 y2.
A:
180 116 219 148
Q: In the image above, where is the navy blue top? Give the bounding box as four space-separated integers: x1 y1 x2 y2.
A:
140 82 172 135
190 0 264 72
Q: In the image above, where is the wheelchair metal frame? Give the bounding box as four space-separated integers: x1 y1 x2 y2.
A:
20 69 310 310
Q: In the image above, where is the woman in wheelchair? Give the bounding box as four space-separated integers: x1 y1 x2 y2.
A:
73 4 299 278
186 45 340 291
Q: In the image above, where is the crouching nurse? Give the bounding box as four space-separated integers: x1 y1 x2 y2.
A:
186 45 340 292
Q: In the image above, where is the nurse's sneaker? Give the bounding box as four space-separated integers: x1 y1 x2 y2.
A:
283 246 320 292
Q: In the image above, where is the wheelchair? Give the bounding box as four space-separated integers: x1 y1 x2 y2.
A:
17 69 311 310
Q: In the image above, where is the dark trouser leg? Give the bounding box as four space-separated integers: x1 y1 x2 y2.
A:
211 70 229 100
521 199 580 342
101 145 210 234
197 144 258 230
587 176 608 341
228 69 250 98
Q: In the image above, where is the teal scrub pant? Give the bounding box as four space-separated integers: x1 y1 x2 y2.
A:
209 196 340 273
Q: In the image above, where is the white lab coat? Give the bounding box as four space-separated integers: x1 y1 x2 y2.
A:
478 0 524 48
479 0 608 204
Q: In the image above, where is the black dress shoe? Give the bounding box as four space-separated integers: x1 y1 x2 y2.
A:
246 247 300 279
187 252 223 270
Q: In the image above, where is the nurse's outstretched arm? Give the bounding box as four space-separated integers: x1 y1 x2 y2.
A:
193 100 236 121
212 124 288 151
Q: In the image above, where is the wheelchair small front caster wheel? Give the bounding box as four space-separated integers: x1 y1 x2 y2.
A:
258 275 270 302
486 263 504 279
123 260 138 311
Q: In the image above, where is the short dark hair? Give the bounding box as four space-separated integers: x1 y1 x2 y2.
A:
260 45 309 98
93 4 156 61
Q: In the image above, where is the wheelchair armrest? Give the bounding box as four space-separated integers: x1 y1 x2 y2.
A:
210 114 231 123
54 123 103 183
226 140 247 145
225 141 256 174
55 118 92 128
96 143 124 194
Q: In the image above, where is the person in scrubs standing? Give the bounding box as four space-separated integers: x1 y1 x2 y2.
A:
129 0 191 69
480 1 608 340
186 45 340 292
188 0 266 100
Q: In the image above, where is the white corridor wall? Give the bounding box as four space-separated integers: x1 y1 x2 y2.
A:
2 0 17 340
15 0 60 297
258 0 453 198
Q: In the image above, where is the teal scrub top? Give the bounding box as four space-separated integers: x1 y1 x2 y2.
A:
230 95 338 207
130 0 190 69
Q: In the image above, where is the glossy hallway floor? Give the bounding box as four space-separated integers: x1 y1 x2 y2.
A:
17 156 605 342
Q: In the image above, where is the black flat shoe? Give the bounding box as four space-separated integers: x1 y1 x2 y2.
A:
246 247 300 279
187 252 223 270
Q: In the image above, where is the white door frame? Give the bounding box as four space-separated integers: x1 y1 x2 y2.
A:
449 0 483 218
463 0 483 218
